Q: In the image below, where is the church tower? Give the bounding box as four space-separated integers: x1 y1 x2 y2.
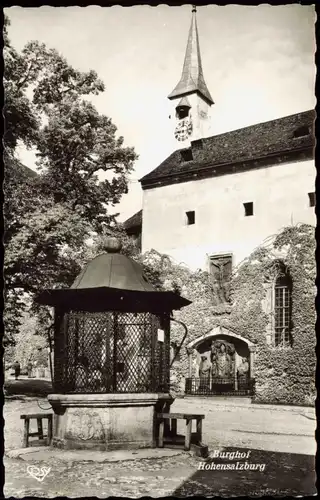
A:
168 6 214 148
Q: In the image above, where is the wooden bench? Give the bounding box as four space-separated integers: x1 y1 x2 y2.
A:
156 412 205 451
20 413 53 448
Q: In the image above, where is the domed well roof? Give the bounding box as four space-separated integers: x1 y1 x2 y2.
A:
35 251 191 313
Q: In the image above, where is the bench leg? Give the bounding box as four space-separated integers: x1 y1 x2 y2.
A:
158 420 164 448
196 418 202 444
47 417 53 445
185 419 192 451
163 418 170 437
23 419 30 448
37 418 44 440
171 418 177 436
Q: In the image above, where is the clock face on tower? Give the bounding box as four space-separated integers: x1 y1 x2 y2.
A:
174 118 193 142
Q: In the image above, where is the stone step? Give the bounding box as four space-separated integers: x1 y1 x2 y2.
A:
183 396 252 405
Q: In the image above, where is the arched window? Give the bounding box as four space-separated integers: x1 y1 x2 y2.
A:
274 264 292 347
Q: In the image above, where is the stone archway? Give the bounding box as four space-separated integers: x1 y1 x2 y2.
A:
185 326 256 394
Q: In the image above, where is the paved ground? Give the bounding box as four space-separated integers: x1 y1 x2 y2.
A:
4 377 316 498
4 376 52 397
3 390 317 498
170 397 316 456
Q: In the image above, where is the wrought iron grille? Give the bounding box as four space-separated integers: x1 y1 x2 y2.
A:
274 272 292 347
53 311 170 394
185 376 255 396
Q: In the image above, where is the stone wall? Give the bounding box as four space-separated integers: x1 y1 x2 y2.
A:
139 223 315 406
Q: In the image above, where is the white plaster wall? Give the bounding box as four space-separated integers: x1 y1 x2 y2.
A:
169 93 212 148
142 159 315 270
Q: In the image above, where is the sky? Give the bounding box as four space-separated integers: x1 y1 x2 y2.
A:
5 4 315 221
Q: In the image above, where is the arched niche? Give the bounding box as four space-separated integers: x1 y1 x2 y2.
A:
186 326 256 380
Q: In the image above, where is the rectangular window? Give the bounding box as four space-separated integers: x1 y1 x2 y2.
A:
186 211 195 225
274 286 291 347
308 192 315 207
209 254 232 303
243 202 254 216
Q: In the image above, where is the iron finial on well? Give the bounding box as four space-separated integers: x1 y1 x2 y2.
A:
100 236 123 253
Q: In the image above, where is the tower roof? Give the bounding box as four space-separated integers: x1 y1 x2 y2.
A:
168 6 214 105
177 96 191 108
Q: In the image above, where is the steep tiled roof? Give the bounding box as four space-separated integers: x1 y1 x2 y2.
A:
140 110 315 189
123 209 142 232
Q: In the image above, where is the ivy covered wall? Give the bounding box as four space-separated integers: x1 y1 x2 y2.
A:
139 223 315 406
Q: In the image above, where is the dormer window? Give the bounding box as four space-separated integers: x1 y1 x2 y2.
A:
293 126 310 139
180 149 193 162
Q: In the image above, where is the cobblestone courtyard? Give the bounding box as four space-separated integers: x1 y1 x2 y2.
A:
3 396 316 497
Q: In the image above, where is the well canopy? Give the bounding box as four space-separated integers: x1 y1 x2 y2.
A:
35 241 191 313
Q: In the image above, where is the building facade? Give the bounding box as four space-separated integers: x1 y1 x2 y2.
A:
141 114 315 271
131 8 316 403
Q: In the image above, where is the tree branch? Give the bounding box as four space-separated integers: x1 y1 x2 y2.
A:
16 60 35 91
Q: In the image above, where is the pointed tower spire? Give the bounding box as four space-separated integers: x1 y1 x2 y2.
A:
168 6 214 105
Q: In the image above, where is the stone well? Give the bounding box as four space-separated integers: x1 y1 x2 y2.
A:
36 238 191 450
